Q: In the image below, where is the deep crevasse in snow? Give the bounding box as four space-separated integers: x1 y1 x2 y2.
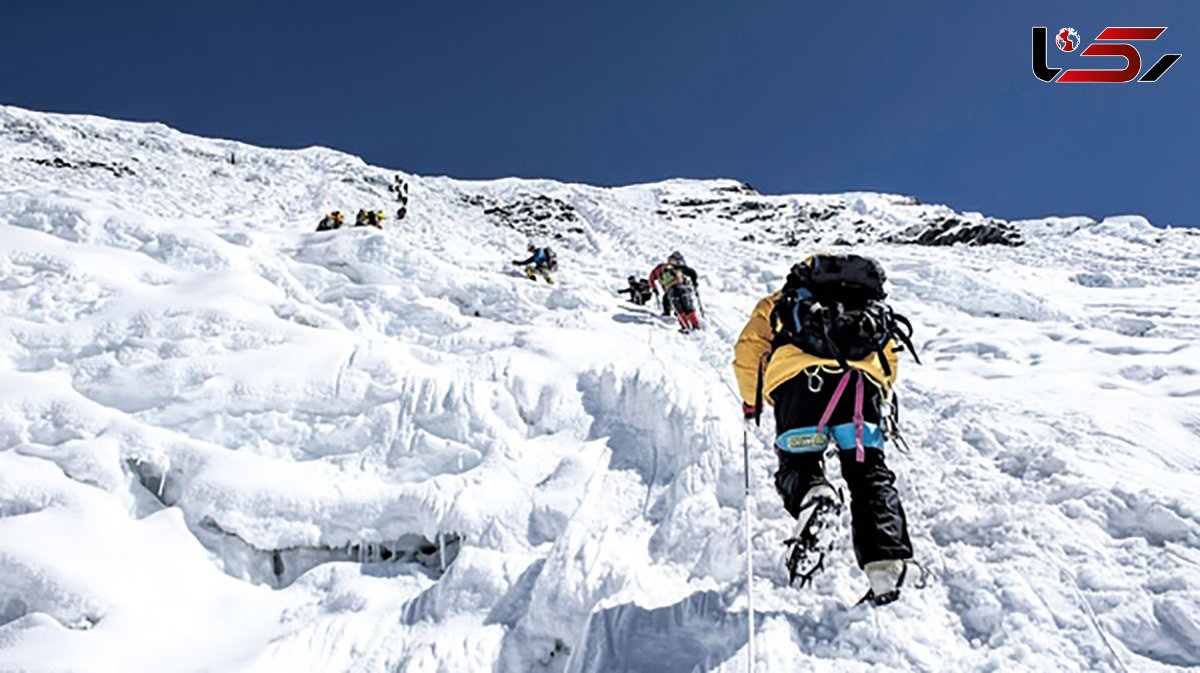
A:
0 105 1198 672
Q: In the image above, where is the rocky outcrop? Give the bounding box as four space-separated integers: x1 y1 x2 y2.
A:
886 214 1024 246
463 193 584 239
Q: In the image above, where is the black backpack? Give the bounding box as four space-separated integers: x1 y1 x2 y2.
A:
770 254 919 376
672 284 697 314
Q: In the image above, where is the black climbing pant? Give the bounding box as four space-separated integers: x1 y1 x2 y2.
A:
771 374 913 568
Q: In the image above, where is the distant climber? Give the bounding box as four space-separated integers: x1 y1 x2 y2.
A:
617 276 653 306
648 251 699 316
355 209 386 229
648 251 701 331
733 253 921 606
513 244 557 284
316 211 345 232
390 175 409 221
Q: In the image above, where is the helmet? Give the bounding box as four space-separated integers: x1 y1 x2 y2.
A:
627 275 637 283
527 244 538 252
668 251 684 264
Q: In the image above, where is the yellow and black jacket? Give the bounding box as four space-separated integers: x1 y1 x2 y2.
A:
733 292 900 406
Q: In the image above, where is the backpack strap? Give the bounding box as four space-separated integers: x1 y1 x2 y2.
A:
876 347 893 378
810 369 871 463
853 372 866 463
817 307 852 371
768 296 794 352
816 370 854 435
752 355 765 427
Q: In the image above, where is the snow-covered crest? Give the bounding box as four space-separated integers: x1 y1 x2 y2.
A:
1 105 1198 672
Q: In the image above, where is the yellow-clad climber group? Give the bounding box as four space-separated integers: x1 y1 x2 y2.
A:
315 175 409 233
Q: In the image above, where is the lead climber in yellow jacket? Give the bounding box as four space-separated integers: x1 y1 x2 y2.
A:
733 253 916 606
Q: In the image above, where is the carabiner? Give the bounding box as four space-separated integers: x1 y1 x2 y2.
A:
806 370 824 393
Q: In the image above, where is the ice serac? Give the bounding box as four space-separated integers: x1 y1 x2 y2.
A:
0 105 1198 672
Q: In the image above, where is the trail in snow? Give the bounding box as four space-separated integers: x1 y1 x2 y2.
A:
0 105 1198 672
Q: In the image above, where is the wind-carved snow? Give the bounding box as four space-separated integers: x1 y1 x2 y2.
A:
0 105 1199 672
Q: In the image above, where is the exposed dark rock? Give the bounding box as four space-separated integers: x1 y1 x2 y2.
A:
887 215 1024 247
672 198 726 208
462 192 582 239
731 201 772 213
660 194 788 225
18 156 135 178
714 181 759 195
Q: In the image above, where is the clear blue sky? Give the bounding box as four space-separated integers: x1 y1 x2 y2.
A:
2 1 1196 226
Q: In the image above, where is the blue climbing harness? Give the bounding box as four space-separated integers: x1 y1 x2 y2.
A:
775 369 882 462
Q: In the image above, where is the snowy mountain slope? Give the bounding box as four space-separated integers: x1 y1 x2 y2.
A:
0 105 1198 672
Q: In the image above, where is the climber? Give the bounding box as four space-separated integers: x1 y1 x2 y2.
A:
390 175 409 221
353 209 385 229
648 251 701 331
512 244 557 285
733 253 921 606
316 211 345 232
617 276 653 306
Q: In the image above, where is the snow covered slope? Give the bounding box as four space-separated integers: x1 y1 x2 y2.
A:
1 105 1198 672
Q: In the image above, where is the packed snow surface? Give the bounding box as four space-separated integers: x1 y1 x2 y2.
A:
1 105 1199 672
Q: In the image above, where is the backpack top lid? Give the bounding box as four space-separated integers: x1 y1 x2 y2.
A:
772 254 919 373
788 254 887 305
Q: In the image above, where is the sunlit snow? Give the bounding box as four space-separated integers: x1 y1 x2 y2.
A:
1 106 1198 672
